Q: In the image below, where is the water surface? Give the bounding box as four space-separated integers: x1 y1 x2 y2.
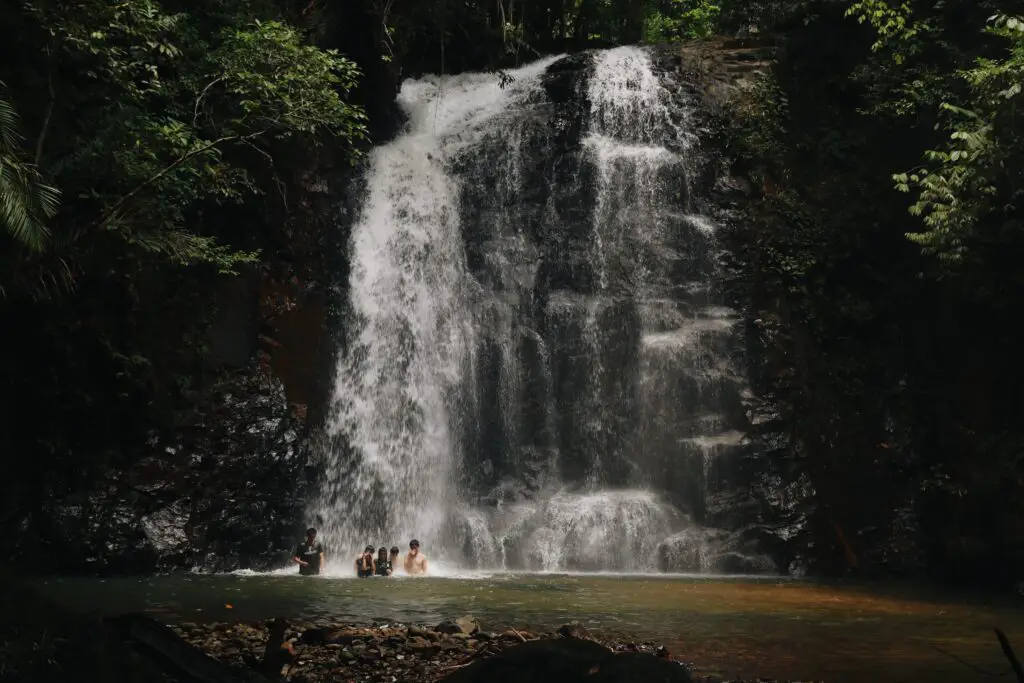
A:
38 572 1022 682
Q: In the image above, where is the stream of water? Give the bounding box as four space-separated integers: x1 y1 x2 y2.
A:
39 574 1022 683
316 45 771 575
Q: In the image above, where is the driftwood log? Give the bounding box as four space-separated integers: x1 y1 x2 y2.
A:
107 613 274 683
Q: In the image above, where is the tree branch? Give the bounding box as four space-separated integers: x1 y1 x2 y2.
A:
375 0 396 57
95 127 271 230
240 138 288 208
34 48 56 167
192 77 226 128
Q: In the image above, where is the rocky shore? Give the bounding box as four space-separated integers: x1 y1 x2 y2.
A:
170 617 814 683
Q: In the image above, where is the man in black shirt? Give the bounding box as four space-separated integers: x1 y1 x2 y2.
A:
292 527 325 575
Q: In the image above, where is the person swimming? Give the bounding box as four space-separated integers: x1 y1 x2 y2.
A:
355 545 375 577
374 547 392 576
389 546 400 573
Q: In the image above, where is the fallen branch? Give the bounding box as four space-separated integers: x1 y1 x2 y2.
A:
930 643 1007 677
108 613 273 683
996 628 1024 683
508 627 527 643
260 618 290 679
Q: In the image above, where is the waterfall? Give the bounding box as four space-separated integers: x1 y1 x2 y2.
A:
315 46 773 574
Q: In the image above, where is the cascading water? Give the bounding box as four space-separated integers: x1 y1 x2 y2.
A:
314 56 562 565
315 46 775 574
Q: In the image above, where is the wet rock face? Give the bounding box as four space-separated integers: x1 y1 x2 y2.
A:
381 46 797 573
29 367 312 574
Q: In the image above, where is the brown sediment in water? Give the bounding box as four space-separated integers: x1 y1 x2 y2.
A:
658 582 953 615
497 578 1021 681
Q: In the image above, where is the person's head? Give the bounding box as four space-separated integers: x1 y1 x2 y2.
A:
364 545 374 556
306 527 317 541
377 547 387 561
389 546 399 559
409 539 420 556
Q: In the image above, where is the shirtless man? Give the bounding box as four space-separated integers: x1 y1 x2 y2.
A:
403 539 428 575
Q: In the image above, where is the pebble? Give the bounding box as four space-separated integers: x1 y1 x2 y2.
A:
172 618 795 683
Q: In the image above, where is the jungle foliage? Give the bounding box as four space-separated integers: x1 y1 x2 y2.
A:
2 0 1022 585
723 0 1024 583
0 0 366 521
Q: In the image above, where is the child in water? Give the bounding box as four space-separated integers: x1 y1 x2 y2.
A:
374 547 392 576
355 545 375 577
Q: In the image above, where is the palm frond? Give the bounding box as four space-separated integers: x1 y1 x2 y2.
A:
0 251 77 303
0 83 60 252
0 82 21 151
0 155 56 251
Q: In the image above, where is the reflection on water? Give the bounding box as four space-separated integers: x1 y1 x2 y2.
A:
37 573 1022 683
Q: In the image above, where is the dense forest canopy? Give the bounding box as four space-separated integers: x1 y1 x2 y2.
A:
0 0 1022 585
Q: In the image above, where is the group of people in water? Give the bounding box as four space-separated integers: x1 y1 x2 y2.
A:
292 528 429 577
354 538 428 577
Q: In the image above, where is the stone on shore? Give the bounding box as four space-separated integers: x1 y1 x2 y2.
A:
166 617 790 683
557 620 592 640
435 615 479 635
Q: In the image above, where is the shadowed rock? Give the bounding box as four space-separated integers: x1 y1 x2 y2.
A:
590 652 693 682
439 638 693 683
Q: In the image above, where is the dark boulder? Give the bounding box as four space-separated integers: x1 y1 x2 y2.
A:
439 638 692 683
589 652 693 683
440 639 612 683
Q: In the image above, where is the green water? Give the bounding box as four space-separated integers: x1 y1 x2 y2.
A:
38 572 1023 682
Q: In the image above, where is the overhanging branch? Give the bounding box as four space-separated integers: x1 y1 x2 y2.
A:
95 127 272 231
